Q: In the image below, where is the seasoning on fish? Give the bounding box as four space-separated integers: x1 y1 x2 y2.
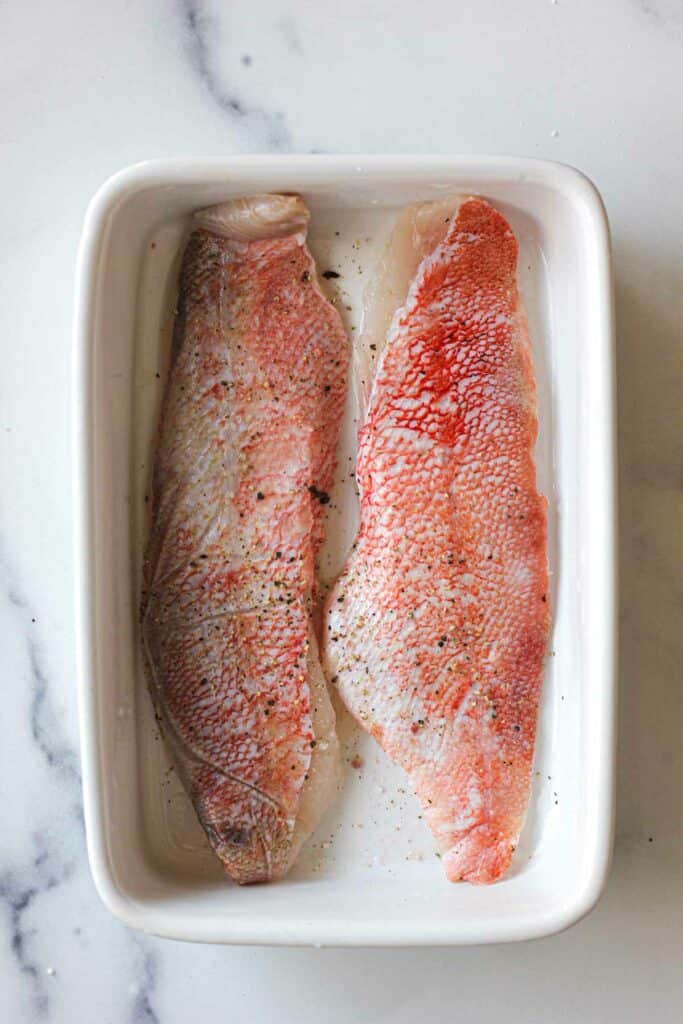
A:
324 196 550 884
142 194 347 884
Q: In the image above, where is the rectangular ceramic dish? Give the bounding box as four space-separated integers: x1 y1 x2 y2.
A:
73 155 616 945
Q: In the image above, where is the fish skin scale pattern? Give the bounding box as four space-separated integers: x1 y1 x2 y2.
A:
142 196 347 884
324 197 550 885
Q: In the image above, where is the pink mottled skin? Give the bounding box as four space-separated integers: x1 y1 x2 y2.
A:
324 197 550 884
142 196 347 884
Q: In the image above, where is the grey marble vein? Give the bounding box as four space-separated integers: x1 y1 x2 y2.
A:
179 0 292 149
28 640 81 788
1 551 168 1022
6 583 80 794
129 940 161 1024
0 840 75 1019
0 559 84 1017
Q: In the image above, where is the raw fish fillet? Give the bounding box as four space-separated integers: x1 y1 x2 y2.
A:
142 194 347 883
324 196 550 884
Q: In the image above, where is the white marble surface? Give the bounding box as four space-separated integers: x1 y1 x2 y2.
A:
1 0 681 1019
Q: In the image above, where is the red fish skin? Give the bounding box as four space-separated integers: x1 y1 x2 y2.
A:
324 197 550 884
142 205 347 884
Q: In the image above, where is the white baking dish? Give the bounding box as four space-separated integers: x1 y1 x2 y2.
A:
73 155 616 945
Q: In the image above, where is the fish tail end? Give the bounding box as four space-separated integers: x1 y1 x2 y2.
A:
442 824 516 885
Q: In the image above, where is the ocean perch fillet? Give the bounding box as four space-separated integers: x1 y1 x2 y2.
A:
324 196 550 884
142 195 347 884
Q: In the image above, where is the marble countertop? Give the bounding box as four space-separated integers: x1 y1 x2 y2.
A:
2 0 682 1020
